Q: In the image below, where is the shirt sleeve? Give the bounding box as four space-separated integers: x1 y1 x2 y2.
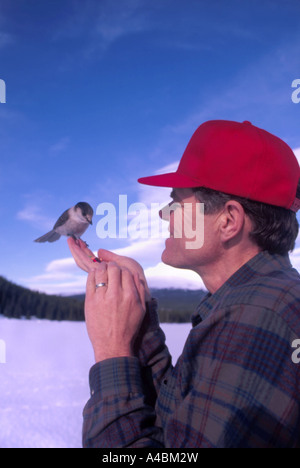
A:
82 299 173 448
82 357 168 448
134 298 172 395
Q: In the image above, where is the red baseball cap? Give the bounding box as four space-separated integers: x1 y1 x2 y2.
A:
138 120 300 212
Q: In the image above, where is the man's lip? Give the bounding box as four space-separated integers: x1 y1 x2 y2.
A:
168 225 174 237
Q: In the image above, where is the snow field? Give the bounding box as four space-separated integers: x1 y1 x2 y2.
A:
0 318 190 448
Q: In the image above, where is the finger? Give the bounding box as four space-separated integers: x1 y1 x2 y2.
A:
133 272 146 307
97 249 119 263
121 268 140 300
86 269 96 300
106 261 122 295
70 237 99 261
68 238 101 271
95 263 108 292
77 239 100 261
77 238 90 250
68 238 88 271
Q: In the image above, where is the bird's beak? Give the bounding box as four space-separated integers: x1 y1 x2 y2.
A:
89 219 93 225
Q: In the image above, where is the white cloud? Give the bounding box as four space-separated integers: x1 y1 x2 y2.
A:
26 275 87 296
112 239 165 265
290 245 300 272
24 235 206 295
94 0 149 43
23 255 86 295
145 262 205 290
23 239 160 295
293 147 300 165
49 137 70 154
53 0 154 57
136 181 171 208
46 257 77 274
154 161 179 175
16 203 53 231
133 161 180 238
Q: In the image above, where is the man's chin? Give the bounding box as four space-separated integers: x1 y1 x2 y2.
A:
161 249 174 267
161 250 185 269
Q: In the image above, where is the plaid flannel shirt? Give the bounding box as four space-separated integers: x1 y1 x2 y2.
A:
82 251 300 448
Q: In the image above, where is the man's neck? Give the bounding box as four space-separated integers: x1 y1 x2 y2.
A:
196 246 262 294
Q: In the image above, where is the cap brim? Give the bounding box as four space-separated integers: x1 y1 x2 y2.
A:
138 171 202 188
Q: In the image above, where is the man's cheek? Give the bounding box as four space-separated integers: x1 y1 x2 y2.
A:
183 203 205 250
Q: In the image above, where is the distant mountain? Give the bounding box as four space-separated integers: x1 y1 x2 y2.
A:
0 276 206 323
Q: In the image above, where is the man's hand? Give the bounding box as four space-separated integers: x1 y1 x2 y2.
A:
67 238 103 272
67 238 151 301
67 238 152 361
85 262 147 362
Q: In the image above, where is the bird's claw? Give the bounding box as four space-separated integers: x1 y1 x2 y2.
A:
74 237 89 248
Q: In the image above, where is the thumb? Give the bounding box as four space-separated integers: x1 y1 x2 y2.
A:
97 249 119 263
133 273 146 311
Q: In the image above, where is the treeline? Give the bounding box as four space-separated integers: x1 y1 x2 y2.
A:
0 276 206 323
151 288 206 323
0 276 84 321
68 288 206 323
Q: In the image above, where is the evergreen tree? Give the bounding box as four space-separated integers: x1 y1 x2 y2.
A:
0 276 85 321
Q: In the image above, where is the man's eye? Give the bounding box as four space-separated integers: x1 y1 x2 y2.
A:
170 201 182 209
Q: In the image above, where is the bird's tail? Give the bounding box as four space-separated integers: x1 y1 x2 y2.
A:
34 230 61 243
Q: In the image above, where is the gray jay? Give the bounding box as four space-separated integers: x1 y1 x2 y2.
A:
34 202 94 243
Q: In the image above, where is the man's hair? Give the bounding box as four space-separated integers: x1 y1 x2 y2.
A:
192 181 300 255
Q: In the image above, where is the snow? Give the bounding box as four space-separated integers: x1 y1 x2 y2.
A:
0 318 191 448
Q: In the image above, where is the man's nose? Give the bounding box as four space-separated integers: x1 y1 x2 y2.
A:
159 203 171 221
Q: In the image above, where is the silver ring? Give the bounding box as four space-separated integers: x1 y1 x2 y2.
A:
96 282 107 289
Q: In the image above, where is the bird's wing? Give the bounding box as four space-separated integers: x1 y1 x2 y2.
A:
53 209 70 230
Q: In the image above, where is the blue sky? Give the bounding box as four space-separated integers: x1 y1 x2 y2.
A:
1 0 300 294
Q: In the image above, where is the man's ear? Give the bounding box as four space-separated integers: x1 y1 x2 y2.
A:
218 200 245 243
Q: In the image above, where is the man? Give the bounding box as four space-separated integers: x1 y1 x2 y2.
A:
68 120 300 448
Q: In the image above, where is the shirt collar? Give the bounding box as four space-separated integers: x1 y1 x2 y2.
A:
192 251 293 327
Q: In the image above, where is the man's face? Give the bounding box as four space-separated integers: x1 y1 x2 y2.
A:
160 188 221 272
